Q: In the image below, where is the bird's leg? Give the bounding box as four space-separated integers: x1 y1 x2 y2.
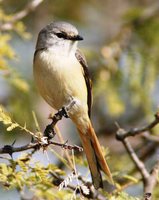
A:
44 108 67 139
44 99 76 140
44 123 56 140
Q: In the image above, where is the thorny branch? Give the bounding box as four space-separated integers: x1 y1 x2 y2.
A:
0 100 82 156
54 125 75 170
1 100 105 199
116 112 159 200
0 0 43 31
0 140 83 157
0 99 114 199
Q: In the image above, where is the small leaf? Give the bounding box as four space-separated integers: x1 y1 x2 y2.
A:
0 105 12 125
123 174 139 183
10 77 29 92
6 123 18 131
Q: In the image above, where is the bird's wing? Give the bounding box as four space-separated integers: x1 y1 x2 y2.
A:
75 49 92 117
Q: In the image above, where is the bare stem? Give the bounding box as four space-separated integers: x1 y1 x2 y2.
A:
116 112 159 140
0 0 43 31
0 140 83 157
115 112 159 199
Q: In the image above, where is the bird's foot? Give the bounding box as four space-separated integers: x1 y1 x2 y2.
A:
44 124 56 140
60 107 69 118
43 106 69 140
43 100 76 140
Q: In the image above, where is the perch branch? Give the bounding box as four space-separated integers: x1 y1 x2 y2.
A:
0 140 83 157
0 100 82 157
43 99 78 169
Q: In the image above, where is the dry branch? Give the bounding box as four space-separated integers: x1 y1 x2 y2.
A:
0 0 43 31
116 113 159 199
116 112 159 140
0 140 83 157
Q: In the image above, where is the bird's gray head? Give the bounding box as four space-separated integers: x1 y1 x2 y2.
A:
36 21 83 52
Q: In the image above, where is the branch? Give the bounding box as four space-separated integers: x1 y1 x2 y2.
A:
0 0 43 31
116 112 159 140
51 172 107 200
144 160 159 195
142 132 159 143
116 116 159 199
44 99 76 139
120 138 158 199
133 2 159 25
122 138 150 180
0 140 83 157
54 125 75 170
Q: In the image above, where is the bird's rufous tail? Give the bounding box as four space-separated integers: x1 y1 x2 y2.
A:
77 120 113 189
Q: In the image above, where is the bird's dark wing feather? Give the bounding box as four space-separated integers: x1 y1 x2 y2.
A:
75 49 92 117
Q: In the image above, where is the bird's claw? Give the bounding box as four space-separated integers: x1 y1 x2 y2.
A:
44 124 56 140
61 107 69 118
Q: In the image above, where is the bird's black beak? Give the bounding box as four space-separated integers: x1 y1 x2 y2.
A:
75 35 83 41
70 35 83 41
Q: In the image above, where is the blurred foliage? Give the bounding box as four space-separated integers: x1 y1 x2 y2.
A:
91 4 159 126
0 33 15 69
77 5 159 131
0 2 34 130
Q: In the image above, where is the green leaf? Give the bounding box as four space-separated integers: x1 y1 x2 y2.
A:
6 123 18 131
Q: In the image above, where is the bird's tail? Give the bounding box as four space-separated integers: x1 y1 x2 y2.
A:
77 120 113 189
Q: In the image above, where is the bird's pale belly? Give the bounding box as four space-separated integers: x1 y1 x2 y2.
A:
33 50 88 115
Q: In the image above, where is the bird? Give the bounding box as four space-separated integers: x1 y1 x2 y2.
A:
33 21 112 189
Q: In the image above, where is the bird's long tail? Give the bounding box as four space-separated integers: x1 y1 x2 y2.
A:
77 120 113 189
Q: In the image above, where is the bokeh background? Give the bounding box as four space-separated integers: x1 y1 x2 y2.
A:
0 0 159 199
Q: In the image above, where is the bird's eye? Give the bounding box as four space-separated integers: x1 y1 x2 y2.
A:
56 32 66 38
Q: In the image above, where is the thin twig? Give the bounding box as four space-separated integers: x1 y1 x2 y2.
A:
55 126 74 169
144 160 159 194
51 172 105 200
116 112 159 140
44 100 77 169
142 132 159 143
0 0 43 31
122 138 150 180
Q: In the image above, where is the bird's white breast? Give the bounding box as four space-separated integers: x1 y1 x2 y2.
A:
33 48 88 122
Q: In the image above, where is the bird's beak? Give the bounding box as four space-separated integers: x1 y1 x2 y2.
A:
70 35 83 41
75 35 83 41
